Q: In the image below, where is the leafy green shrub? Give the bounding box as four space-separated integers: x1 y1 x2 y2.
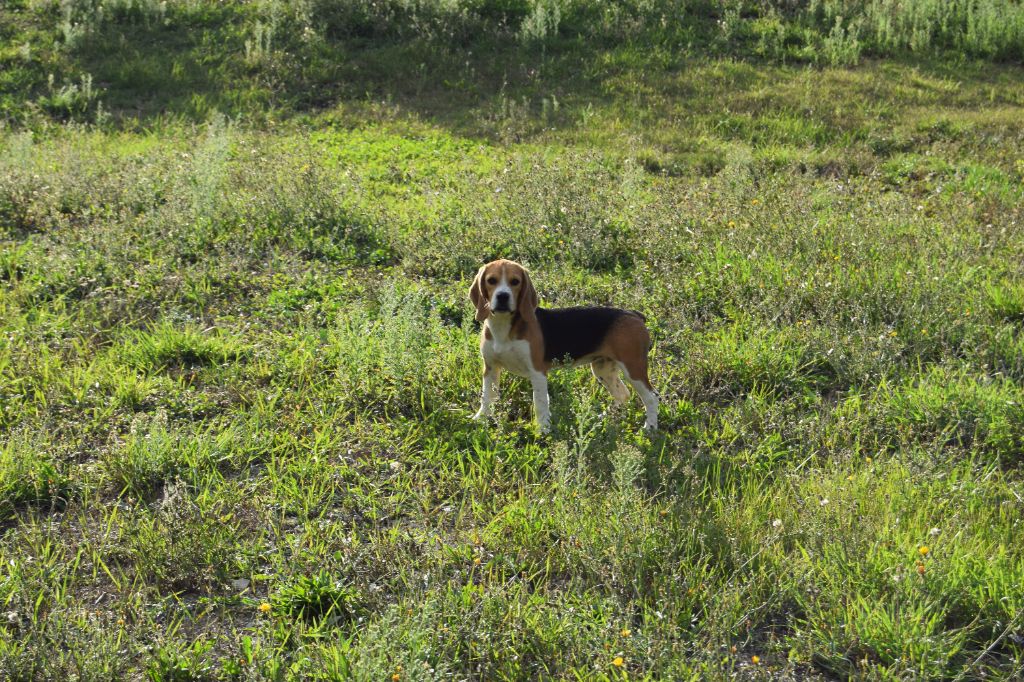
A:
801 0 1024 60
820 14 862 65
146 637 216 682
36 73 103 121
325 284 462 418
56 0 169 48
272 571 364 624
519 0 563 43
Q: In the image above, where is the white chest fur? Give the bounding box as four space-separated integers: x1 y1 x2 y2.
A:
482 317 535 378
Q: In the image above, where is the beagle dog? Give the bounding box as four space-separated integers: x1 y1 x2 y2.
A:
469 259 658 432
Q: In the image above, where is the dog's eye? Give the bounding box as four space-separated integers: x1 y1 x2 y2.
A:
510 278 520 286
486 277 498 285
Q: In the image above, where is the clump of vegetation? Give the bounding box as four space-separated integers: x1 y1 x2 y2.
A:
272 571 364 625
0 433 73 520
119 323 249 374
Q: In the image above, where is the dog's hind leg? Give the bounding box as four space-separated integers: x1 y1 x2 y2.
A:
617 358 658 430
591 358 630 406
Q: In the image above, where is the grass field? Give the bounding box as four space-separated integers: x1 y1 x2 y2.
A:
2 1 1024 679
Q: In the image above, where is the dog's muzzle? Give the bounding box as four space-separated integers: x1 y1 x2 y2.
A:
493 292 511 312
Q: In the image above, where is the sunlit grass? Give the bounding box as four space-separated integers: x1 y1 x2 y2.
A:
1 3 1023 679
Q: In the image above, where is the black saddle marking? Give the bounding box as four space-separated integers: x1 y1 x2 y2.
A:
534 307 638 364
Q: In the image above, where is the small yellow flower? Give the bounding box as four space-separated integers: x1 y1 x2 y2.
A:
620 628 631 638
751 198 759 205
473 557 482 566
728 220 736 228
917 562 926 575
258 602 271 613
392 675 401 682
612 656 624 667
866 457 873 464
919 546 930 556
752 655 761 664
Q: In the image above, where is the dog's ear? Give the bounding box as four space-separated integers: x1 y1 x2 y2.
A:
469 265 490 322
517 267 539 323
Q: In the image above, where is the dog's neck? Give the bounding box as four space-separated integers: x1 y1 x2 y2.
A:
485 313 516 342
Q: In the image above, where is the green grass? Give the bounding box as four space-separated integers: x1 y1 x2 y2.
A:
1 1 1024 680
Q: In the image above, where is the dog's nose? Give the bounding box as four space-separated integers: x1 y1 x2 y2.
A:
494 292 511 309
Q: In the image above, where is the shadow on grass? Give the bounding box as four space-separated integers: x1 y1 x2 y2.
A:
10 1 1021 140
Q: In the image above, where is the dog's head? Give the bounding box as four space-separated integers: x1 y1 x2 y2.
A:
469 259 538 323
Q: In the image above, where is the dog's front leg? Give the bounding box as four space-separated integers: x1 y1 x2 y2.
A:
473 364 500 421
529 371 550 433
